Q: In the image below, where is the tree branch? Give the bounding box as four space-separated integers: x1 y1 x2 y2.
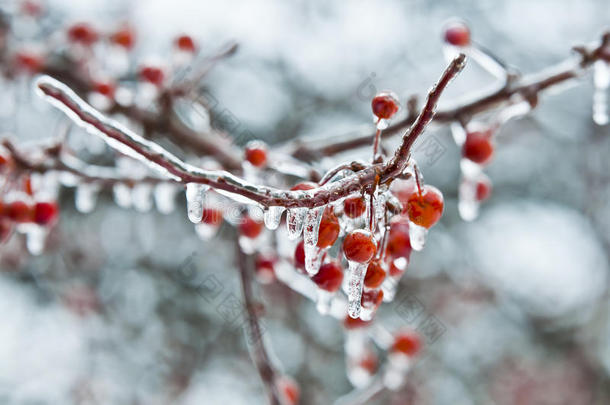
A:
35 54 466 209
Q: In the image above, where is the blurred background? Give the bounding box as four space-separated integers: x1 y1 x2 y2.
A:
0 0 609 404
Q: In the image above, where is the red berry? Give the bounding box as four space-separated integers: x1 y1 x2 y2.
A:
476 176 492 201
92 79 115 98
391 330 422 357
462 130 494 165
0 218 14 244
276 376 300 405
201 207 223 226
317 207 340 248
364 260 386 289
34 201 59 226
343 314 371 330
343 196 367 218
388 257 408 276
444 21 471 47
371 91 400 120
385 217 412 260
110 26 135 49
7 201 34 223
358 351 378 374
239 215 263 239
406 185 444 229
294 240 306 270
138 65 165 86
0 153 12 172
244 142 267 168
67 23 99 46
311 261 343 292
291 182 316 191
14 50 44 73
176 34 196 52
343 230 377 263
361 289 383 309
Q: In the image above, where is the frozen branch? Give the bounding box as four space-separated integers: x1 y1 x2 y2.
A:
35 54 466 209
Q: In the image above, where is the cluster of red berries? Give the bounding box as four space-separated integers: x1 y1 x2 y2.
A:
0 199 59 242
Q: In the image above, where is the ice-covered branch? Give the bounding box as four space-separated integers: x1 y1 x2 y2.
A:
287 30 610 161
35 55 466 209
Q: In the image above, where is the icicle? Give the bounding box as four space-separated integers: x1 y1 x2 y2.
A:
382 257 408 302
185 183 208 224
450 122 467 146
347 260 368 318
408 222 427 251
75 183 99 213
195 222 219 241
593 60 609 125
132 184 153 212
286 207 307 240
303 206 324 275
153 183 177 214
316 290 333 315
263 206 285 230
113 183 132 208
458 177 479 221
25 225 47 256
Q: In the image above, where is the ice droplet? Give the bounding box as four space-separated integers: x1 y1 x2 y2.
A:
303 206 324 275
185 183 208 224
286 207 307 240
132 184 153 212
593 60 609 125
113 183 132 208
195 222 219 241
316 289 334 315
153 183 177 214
458 176 480 221
25 225 47 256
347 260 368 318
408 222 428 251
75 183 99 213
263 206 285 230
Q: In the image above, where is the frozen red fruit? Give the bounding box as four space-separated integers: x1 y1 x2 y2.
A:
406 185 444 229
276 376 300 405
294 240 306 270
110 26 135 49
476 176 493 201
317 207 340 248
290 182 316 191
343 230 377 263
244 142 268 168
311 261 343 292
444 21 471 47
364 260 386 289
14 50 45 73
462 130 494 165
92 80 115 98
391 330 422 357
201 207 223 226
388 257 408 277
343 196 367 218
371 91 400 120
358 351 378 374
7 201 34 223
67 23 99 46
138 65 165 86
385 217 412 260
34 201 59 226
255 253 276 283
239 215 263 239
361 289 383 309
176 34 196 52
343 314 371 330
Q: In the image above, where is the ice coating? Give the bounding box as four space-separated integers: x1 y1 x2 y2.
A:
113 183 133 208
458 177 480 221
24 226 47 256
132 184 153 212
408 222 427 251
286 207 307 240
185 183 208 223
75 183 99 213
264 206 285 230
347 260 368 318
303 206 324 275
